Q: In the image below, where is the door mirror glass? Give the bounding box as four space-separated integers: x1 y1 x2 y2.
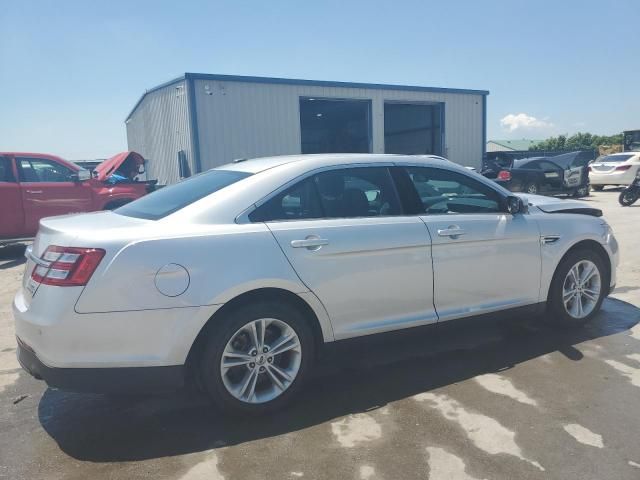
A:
73 169 91 182
506 195 527 214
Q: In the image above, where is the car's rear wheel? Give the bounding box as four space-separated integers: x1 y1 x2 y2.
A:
592 185 604 191
547 249 607 328
199 301 314 414
524 181 539 195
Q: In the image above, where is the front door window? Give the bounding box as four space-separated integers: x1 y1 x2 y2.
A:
18 158 75 182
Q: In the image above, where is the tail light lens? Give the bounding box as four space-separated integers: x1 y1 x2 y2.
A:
587 166 592 172
497 170 512 181
615 165 632 171
31 246 105 286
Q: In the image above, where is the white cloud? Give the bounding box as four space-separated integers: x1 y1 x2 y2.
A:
500 113 553 132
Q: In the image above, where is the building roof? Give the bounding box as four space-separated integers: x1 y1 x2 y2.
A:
220 153 448 174
126 73 490 121
487 139 543 151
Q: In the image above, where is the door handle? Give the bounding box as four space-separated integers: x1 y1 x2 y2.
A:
26 190 43 194
437 226 466 238
291 237 329 250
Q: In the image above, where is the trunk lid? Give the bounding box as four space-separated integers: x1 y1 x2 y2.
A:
92 151 145 182
32 211 149 255
590 154 635 173
21 211 152 303
590 162 621 173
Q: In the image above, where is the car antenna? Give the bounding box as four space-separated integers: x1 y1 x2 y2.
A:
232 158 248 163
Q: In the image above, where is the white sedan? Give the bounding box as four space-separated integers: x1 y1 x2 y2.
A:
14 154 619 413
590 152 640 190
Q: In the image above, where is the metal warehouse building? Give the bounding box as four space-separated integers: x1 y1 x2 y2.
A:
126 73 488 185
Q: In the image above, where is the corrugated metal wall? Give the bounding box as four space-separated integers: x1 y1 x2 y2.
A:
126 80 193 185
192 79 484 172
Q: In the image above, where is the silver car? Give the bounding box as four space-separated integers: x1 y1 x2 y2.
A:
14 154 618 413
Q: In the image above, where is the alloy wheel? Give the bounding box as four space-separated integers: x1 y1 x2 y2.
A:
562 260 601 319
220 318 302 404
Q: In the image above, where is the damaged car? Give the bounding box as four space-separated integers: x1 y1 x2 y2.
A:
0 151 156 246
14 154 618 413
484 152 592 197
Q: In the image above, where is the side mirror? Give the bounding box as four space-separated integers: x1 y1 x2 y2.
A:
70 170 91 182
506 195 528 214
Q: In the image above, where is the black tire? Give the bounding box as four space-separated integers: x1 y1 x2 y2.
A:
546 248 608 329
592 185 604 191
103 199 132 210
618 189 639 206
524 181 539 195
199 301 315 414
574 185 590 198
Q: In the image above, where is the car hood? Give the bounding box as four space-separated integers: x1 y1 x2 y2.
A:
92 151 145 182
516 194 602 217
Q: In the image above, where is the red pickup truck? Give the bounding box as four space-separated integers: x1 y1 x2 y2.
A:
0 151 155 245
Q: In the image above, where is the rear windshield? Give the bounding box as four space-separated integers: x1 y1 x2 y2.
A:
115 169 252 220
596 154 633 163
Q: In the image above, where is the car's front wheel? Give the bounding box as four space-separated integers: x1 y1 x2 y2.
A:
547 249 607 328
199 301 315 414
574 185 590 197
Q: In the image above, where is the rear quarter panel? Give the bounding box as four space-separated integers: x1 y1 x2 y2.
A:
506 169 541 192
73 223 336 353
75 225 308 313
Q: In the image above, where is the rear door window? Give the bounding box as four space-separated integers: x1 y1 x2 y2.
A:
116 169 252 220
0 157 15 182
250 167 402 222
249 177 322 222
315 167 401 218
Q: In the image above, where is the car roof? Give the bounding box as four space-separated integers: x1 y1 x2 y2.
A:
168 153 509 225
216 153 449 174
0 152 79 171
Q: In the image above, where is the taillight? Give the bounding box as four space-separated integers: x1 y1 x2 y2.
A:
497 170 512 181
31 246 105 286
615 165 632 171
587 166 592 172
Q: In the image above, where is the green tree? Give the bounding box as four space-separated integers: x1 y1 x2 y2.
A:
530 132 623 151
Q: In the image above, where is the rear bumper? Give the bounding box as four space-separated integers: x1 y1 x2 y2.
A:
13 287 217 369
17 337 185 393
590 168 638 185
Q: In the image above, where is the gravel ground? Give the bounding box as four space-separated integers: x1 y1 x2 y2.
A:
0 189 639 480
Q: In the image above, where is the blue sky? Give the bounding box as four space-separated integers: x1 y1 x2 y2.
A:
2 0 638 159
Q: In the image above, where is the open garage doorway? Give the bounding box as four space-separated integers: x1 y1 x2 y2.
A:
300 98 372 154
384 102 443 155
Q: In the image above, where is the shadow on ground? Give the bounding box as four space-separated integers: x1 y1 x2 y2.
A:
37 297 639 463
0 244 27 270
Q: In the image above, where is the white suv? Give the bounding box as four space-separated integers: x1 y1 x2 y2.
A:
14 154 618 413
